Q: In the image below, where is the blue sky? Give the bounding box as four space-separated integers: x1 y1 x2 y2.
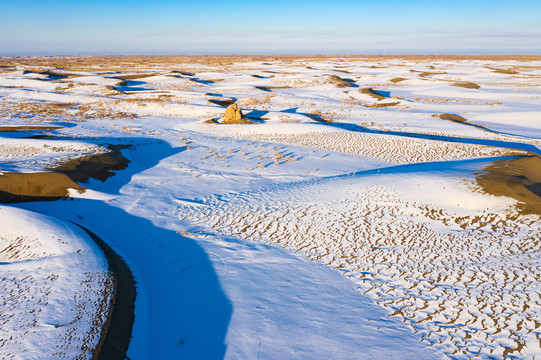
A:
1 0 540 55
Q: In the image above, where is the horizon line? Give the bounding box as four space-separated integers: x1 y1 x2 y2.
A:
2 53 541 58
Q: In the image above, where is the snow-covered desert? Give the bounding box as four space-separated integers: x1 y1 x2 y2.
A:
0 55 540 359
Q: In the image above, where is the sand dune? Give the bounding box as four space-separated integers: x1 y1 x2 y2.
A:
360 87 389 100
1 55 540 359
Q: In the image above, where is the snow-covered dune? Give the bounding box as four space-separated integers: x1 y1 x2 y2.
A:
0 206 114 359
0 56 540 359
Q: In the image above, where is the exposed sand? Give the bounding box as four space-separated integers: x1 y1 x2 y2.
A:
475 155 541 215
439 113 468 122
452 81 481 89
0 172 85 202
0 125 65 132
327 75 357 88
360 87 388 100
1 55 541 359
0 144 129 202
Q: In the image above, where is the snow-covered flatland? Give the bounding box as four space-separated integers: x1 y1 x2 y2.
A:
0 55 540 359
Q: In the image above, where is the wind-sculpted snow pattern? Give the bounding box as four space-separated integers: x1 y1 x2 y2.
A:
207 129 525 164
179 173 541 359
1 56 541 358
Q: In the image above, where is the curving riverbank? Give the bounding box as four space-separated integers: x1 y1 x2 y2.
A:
73 223 136 360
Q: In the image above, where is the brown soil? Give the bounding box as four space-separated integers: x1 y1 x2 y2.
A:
0 125 64 132
475 155 541 215
390 77 407 83
0 145 130 203
360 87 388 100
452 82 481 90
0 172 85 202
438 113 468 122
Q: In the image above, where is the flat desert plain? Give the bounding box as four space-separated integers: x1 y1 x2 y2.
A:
0 55 540 359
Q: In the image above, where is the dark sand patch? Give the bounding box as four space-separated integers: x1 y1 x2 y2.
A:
172 70 195 77
0 125 64 132
0 172 85 202
390 77 407 83
489 68 520 75
54 145 130 183
23 70 72 80
209 99 236 107
366 102 400 108
475 155 541 215
267 85 291 90
438 113 468 122
222 117 255 125
436 114 511 135
418 72 447 77
410 69 447 77
327 75 356 88
0 145 130 203
254 85 291 92
255 86 272 92
188 78 217 85
452 82 481 90
360 87 388 100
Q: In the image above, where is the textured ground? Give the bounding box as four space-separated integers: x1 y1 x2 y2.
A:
0 55 540 359
0 206 113 360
